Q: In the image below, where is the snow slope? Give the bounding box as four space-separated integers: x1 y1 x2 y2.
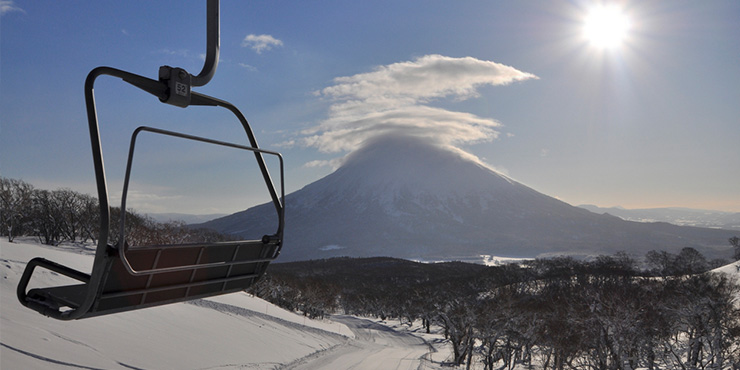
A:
712 259 740 275
1 239 353 369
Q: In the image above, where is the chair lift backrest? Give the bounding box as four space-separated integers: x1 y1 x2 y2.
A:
117 126 283 277
17 0 285 320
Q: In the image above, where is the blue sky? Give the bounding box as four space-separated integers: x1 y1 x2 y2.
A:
2 0 739 214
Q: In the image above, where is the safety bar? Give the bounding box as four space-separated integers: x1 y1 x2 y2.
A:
118 126 284 275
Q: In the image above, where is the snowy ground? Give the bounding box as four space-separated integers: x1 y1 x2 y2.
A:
280 316 452 370
1 239 452 369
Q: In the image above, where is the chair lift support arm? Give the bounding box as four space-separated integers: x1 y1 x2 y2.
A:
159 0 219 107
191 0 219 87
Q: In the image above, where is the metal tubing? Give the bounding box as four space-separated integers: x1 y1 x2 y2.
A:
191 0 219 87
16 258 92 320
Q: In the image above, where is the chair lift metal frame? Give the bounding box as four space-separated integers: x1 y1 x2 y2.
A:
17 0 285 320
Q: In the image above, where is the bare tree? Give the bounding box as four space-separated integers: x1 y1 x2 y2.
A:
646 250 675 276
52 189 85 242
0 177 35 241
674 247 708 275
77 193 99 243
730 236 740 261
30 189 64 244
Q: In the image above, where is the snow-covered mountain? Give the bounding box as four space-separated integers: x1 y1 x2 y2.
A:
201 135 735 262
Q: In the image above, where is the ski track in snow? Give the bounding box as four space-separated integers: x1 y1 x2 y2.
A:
0 342 106 370
186 299 349 343
278 315 440 370
190 300 445 369
1 341 147 370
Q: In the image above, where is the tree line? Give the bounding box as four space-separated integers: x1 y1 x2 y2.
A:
250 251 740 370
1 177 229 246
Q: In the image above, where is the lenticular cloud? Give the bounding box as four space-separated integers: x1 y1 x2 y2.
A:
300 54 537 165
322 54 535 103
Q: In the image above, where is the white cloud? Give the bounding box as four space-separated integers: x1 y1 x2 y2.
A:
300 54 537 158
320 54 535 103
242 34 283 54
158 48 190 58
303 158 344 170
1 0 24 15
238 63 258 72
302 105 503 154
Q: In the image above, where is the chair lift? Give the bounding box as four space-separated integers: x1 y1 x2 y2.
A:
17 0 285 320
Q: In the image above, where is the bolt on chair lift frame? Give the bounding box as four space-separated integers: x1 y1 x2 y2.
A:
17 0 285 320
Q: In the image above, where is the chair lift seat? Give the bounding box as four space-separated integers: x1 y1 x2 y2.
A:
17 1 284 320
23 240 278 318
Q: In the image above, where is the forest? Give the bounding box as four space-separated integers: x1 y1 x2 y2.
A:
3 176 740 369
252 255 740 370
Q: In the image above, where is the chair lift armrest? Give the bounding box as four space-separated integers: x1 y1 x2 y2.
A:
17 257 91 309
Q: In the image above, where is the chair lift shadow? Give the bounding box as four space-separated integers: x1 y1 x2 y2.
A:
17 0 285 320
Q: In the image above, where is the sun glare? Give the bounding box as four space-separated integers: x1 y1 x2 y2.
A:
583 5 631 50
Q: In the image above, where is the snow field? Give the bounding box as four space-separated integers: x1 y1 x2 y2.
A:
1 239 353 369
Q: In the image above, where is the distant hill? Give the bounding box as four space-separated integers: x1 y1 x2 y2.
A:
199 135 736 262
269 257 489 285
577 205 740 231
148 212 226 224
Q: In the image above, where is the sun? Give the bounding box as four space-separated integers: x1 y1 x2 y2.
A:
583 4 631 50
